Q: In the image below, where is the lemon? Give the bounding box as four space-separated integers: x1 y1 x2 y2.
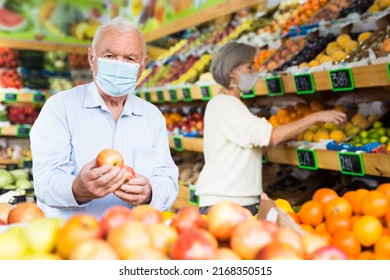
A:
275 198 294 213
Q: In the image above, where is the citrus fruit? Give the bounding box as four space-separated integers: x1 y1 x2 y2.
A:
312 188 339 206
323 197 352 219
352 215 383 247
360 190 388 218
374 235 390 257
331 230 361 258
298 201 324 227
325 216 352 235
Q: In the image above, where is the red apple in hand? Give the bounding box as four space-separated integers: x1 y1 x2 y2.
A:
123 165 136 183
96 148 124 168
100 206 136 236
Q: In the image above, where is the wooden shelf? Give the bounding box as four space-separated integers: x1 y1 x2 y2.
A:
0 158 32 168
144 0 266 42
169 135 390 178
138 63 390 103
0 91 51 104
0 125 31 138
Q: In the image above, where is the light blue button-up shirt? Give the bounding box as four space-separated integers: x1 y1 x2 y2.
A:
30 82 178 219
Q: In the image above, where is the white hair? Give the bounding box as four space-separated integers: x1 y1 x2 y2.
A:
91 16 146 57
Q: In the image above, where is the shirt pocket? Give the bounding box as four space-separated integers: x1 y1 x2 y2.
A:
132 145 155 177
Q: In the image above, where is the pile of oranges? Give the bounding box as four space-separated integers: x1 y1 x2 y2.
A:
291 183 390 259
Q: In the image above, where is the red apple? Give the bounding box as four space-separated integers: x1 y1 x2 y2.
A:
55 214 104 259
170 206 207 234
230 219 273 260
255 242 303 260
107 221 152 259
0 219 5 225
0 203 12 224
213 247 241 260
195 121 203 130
132 205 164 225
123 165 136 183
308 245 348 260
100 205 136 236
170 228 218 260
69 239 119 260
301 232 329 256
96 148 124 168
7 202 45 224
147 223 179 254
259 219 279 235
207 201 252 241
273 227 305 258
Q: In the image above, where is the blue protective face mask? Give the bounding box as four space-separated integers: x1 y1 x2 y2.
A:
95 57 140 97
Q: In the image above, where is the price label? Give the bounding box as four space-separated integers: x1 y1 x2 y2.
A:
156 90 165 103
4 93 17 102
189 186 199 206
134 91 141 98
17 125 30 138
241 89 256 99
262 154 268 164
143 92 151 102
33 93 46 103
265 76 284 96
296 148 318 170
338 151 365 176
200 86 212 101
294 73 315 94
181 87 192 102
22 160 33 169
172 136 183 152
329 68 355 91
169 89 178 103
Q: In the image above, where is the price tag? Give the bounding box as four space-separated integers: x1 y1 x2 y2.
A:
181 87 193 102
241 89 256 99
329 68 355 91
265 76 284 96
200 86 212 101
143 92 151 102
296 148 318 170
172 136 184 152
22 159 33 169
4 93 17 103
156 90 165 103
33 93 46 103
338 151 365 176
17 125 30 138
294 73 315 94
169 89 178 103
189 185 199 206
262 154 268 164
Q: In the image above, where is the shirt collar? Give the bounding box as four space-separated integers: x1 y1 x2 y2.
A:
83 82 143 116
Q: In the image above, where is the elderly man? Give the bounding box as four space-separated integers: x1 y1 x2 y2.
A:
30 17 178 219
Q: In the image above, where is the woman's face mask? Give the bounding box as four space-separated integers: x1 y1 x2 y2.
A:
237 72 259 93
94 53 140 97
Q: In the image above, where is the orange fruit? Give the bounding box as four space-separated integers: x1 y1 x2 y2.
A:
360 191 388 218
298 201 324 227
315 222 326 233
350 189 369 215
331 230 361 258
357 251 374 260
277 108 288 117
374 235 390 257
325 216 352 235
323 197 352 219
288 212 301 224
342 191 355 205
312 188 339 206
385 210 390 229
300 224 314 233
377 183 390 202
352 215 383 247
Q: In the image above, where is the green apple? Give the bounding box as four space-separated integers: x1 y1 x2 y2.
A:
352 135 361 144
361 138 370 145
0 227 28 259
359 130 368 138
23 218 63 254
380 136 389 144
376 127 386 136
373 121 383 129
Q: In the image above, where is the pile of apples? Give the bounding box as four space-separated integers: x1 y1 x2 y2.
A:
0 200 347 260
165 111 204 137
